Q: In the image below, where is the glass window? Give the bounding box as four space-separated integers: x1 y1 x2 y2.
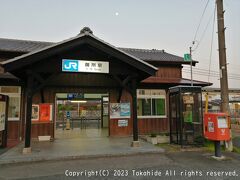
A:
0 86 21 121
152 98 165 116
8 97 20 118
138 98 151 116
137 89 166 117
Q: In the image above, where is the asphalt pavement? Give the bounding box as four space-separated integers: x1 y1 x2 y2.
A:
0 151 239 180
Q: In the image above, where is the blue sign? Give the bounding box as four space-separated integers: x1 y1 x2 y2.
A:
66 111 71 118
62 59 79 72
67 93 84 100
120 103 131 117
67 94 74 100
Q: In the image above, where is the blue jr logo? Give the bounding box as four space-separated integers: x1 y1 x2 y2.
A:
62 59 79 72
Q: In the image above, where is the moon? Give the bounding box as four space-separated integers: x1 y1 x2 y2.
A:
115 12 119 16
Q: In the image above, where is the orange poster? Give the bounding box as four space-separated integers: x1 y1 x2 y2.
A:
39 104 52 122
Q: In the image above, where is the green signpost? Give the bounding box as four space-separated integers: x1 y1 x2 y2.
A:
184 54 191 61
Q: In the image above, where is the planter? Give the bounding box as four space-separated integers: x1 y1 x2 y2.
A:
147 136 158 145
157 135 169 144
38 136 51 141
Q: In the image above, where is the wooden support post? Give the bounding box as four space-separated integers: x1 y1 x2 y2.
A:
23 74 33 154
131 78 140 147
117 88 123 103
40 89 45 103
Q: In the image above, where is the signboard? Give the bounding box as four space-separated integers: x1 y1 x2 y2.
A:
110 103 131 119
202 92 240 102
217 116 228 128
120 103 131 117
0 102 6 131
67 93 84 100
208 122 214 132
0 101 6 131
39 104 53 122
184 54 191 61
118 119 128 127
103 103 109 116
183 95 194 104
62 59 109 73
110 103 120 118
31 104 39 121
66 111 71 118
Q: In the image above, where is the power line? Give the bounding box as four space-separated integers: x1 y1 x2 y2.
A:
184 67 240 77
192 0 210 44
208 4 217 82
183 70 240 80
183 72 240 80
192 6 216 52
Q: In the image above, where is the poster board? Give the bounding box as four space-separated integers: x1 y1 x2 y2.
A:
208 122 214 132
103 103 109 116
183 95 194 104
39 103 53 122
118 119 128 127
110 103 130 119
31 104 39 121
0 101 6 131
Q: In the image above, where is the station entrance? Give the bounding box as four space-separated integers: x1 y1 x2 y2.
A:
1 28 157 151
55 93 109 139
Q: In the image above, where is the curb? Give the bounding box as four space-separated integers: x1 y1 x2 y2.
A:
0 150 165 166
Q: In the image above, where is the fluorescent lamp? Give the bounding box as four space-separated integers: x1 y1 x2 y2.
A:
70 100 87 103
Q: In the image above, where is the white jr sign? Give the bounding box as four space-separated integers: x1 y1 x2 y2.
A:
62 59 109 73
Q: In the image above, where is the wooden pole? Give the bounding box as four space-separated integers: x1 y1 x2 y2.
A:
23 74 33 153
131 78 139 147
216 0 233 151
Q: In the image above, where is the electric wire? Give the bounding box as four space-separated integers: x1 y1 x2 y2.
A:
192 0 210 46
207 3 217 82
192 5 216 52
183 69 240 80
184 67 240 77
183 67 240 77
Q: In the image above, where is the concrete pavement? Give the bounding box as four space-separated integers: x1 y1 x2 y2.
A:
0 136 164 165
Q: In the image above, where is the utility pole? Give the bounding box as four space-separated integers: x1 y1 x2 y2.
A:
190 46 193 86
216 0 233 151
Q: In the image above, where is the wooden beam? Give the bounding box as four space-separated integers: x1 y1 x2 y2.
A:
31 71 45 84
40 89 45 103
131 78 138 142
33 73 59 94
24 74 34 149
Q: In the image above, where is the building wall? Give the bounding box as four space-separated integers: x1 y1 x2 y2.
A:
155 66 182 78
27 87 169 139
109 89 133 136
138 118 168 134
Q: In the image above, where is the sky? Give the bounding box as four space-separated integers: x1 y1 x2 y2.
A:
0 0 239 88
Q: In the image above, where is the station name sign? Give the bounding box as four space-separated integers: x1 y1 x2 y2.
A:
62 59 109 73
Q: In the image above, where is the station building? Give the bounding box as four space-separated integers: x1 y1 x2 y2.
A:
0 27 210 150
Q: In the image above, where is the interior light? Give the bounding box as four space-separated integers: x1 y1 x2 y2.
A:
70 100 87 103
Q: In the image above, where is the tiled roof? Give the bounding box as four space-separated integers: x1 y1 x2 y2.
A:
119 48 184 62
0 38 189 63
0 38 53 53
1 32 157 75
